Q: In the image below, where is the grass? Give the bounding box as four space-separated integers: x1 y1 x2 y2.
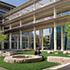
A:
0 50 69 70
16 50 70 57
41 51 70 58
0 50 59 70
0 58 57 70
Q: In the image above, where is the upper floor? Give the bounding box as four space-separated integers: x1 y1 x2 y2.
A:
1 0 70 33
0 1 15 24
3 0 60 20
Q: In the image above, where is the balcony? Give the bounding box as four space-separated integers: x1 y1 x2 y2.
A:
4 15 70 33
4 0 61 22
3 0 70 26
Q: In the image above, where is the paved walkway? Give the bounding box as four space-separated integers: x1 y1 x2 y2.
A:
57 64 70 70
0 67 7 70
43 63 70 70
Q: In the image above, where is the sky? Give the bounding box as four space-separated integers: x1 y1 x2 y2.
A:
0 0 28 6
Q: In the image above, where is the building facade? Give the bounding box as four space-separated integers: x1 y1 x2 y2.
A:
0 1 16 49
0 0 70 51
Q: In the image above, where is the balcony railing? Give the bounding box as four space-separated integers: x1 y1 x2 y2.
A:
4 0 60 22
4 14 70 32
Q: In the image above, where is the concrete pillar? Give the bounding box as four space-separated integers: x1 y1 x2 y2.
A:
33 14 36 50
34 27 36 50
42 32 43 50
20 30 22 49
1 19 4 49
33 1 36 50
39 29 43 50
9 25 12 49
1 27 4 49
54 0 56 2
28 33 30 48
17 35 19 50
20 20 22 26
61 26 64 51
54 23 57 51
54 7 57 51
19 20 22 49
29 32 32 49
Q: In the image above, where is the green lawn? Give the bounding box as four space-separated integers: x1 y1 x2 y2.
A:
0 50 59 70
41 51 70 58
0 58 57 70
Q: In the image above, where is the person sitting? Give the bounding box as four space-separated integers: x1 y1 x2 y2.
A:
35 47 41 55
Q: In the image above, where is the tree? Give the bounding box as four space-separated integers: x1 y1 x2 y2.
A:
43 36 50 48
0 32 7 42
65 22 70 40
0 34 7 42
0 31 7 49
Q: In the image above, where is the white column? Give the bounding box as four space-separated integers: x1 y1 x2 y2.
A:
61 26 64 51
39 29 43 50
29 32 32 49
19 20 22 49
17 35 19 50
20 20 22 26
34 27 36 50
28 34 30 48
1 19 4 49
54 23 57 51
54 0 56 2
9 25 12 49
54 7 57 51
1 27 4 49
33 1 36 50
41 30 43 50
20 30 22 49
33 14 36 50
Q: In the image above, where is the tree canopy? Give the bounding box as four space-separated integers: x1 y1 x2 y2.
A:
0 31 7 42
65 22 70 39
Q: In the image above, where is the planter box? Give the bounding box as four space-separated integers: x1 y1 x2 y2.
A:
47 56 70 64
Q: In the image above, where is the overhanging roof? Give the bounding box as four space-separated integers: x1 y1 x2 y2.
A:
4 0 41 17
4 0 70 26
4 15 70 33
0 1 16 9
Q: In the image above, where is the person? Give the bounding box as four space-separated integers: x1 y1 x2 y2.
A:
34 47 41 55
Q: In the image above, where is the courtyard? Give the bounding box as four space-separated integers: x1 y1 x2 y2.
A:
0 50 70 70
0 0 70 70
0 50 58 70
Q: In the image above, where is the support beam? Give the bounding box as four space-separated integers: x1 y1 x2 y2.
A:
53 7 57 51
9 25 12 49
34 27 36 50
29 32 32 49
61 26 64 51
54 0 56 2
33 0 36 50
39 29 43 50
42 31 43 50
20 30 22 49
20 20 22 49
1 27 4 49
28 33 30 48
54 22 57 51
17 35 19 50
9 33 12 49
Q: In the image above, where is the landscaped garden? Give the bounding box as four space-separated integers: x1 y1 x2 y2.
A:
0 50 70 70
0 50 60 70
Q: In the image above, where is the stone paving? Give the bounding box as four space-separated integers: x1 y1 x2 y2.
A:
43 63 70 70
57 64 70 70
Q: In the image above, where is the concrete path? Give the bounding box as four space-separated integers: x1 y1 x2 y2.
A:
43 63 70 70
0 67 7 70
57 64 70 70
